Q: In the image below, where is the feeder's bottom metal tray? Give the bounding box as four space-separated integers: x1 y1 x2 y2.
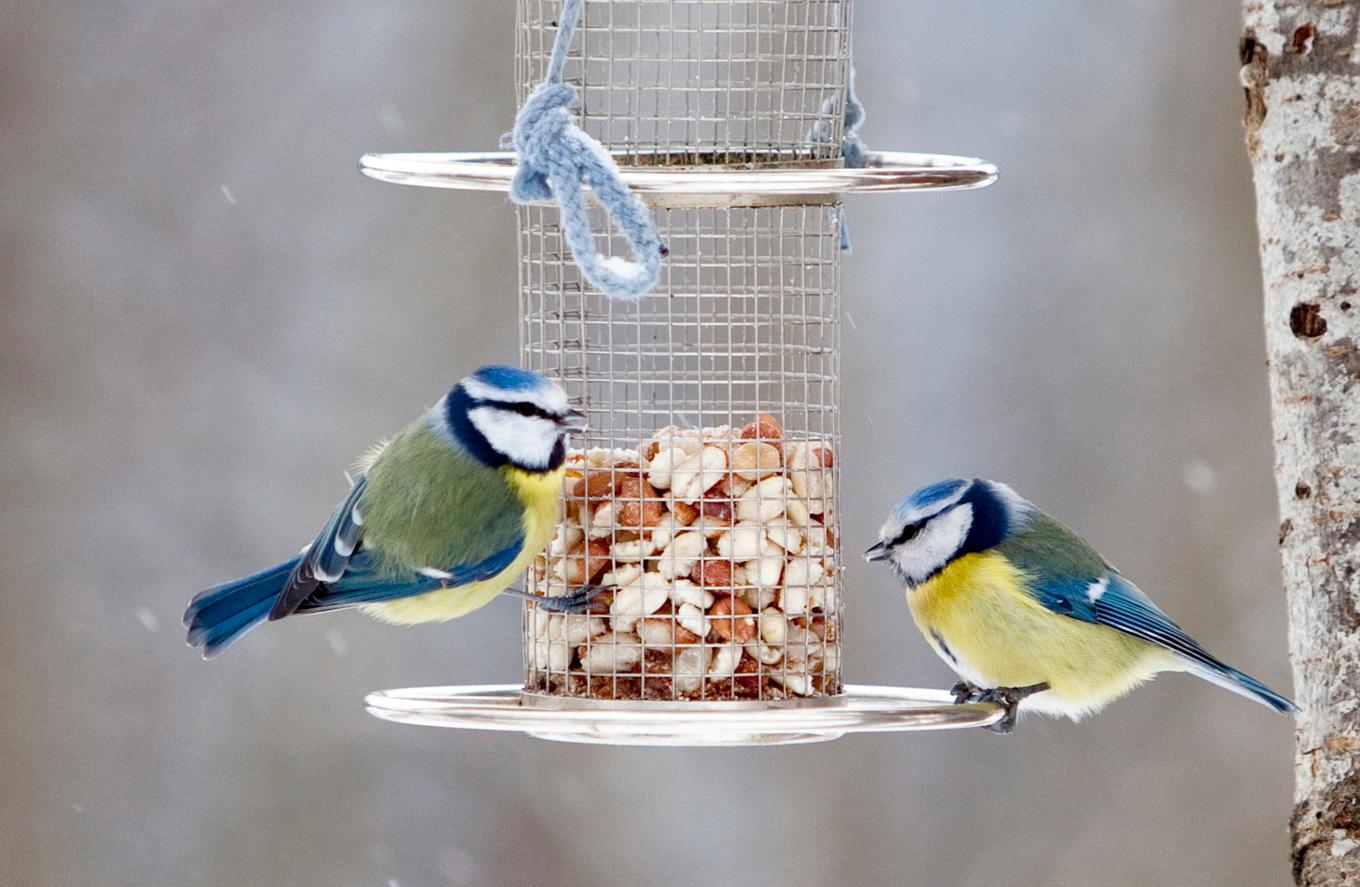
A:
364 684 1002 746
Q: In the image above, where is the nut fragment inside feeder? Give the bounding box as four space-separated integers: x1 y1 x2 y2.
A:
526 414 842 701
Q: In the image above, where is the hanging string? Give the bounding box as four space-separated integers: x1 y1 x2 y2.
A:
506 0 665 300
836 67 867 253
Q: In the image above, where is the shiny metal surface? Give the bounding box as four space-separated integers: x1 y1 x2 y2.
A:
365 684 1003 746
359 149 998 204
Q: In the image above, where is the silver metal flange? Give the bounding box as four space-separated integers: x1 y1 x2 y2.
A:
358 150 997 207
364 684 1003 747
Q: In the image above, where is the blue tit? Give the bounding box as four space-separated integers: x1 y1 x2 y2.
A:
865 478 1297 733
184 365 596 659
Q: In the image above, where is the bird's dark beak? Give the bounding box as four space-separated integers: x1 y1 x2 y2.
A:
864 540 889 563
558 409 588 433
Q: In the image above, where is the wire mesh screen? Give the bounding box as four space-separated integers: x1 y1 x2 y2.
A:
520 203 843 700
515 0 852 165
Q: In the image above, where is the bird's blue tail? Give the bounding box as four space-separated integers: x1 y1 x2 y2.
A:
184 557 300 659
1187 662 1299 714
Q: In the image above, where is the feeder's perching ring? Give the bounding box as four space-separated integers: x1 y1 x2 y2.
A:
365 685 1004 747
506 0 664 300
360 150 997 206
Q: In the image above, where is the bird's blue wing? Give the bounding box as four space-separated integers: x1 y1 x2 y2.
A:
998 513 1229 670
1033 571 1229 667
998 512 1297 713
294 539 524 613
269 475 370 619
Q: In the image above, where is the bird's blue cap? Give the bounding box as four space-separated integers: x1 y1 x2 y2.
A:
470 365 551 393
890 478 970 522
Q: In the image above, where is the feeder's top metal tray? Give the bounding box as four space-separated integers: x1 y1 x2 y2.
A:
359 150 997 206
364 684 1002 747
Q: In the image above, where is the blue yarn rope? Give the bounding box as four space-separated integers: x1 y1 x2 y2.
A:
507 0 664 300
812 65 868 252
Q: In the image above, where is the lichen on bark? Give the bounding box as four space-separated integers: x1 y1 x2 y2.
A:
1242 1 1360 884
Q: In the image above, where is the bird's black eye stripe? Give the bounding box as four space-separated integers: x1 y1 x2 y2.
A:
504 401 554 420
893 521 925 545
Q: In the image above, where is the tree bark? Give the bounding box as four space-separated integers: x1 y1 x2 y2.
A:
1241 2 1360 883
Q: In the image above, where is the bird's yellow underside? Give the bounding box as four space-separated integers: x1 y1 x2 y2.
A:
909 552 1176 717
361 465 562 625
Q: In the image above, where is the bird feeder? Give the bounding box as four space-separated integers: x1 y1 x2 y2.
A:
361 0 1000 745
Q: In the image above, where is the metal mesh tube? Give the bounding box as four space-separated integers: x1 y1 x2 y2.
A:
520 203 843 700
517 0 849 701
516 0 852 166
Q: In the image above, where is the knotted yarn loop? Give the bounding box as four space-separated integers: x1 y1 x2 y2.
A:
506 2 664 301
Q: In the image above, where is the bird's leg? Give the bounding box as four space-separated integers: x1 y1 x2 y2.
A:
502 584 607 614
976 682 1051 735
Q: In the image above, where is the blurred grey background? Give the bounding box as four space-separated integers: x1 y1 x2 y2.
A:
1 2 1294 885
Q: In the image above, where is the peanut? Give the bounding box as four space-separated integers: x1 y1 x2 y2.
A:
656 530 706 579
708 594 756 643
609 535 657 563
736 476 792 523
764 519 804 554
690 516 732 538
673 645 711 692
699 498 733 524
731 441 782 481
580 632 643 673
745 540 785 588
670 499 699 525
759 608 788 646
677 602 708 640
589 502 618 538
637 618 674 648
548 522 584 557
601 563 642 588
670 445 727 503
739 413 783 443
708 643 742 677
561 539 610 585
691 558 734 589
610 576 668 633
571 467 620 502
716 522 765 562
645 447 688 491
616 476 665 528
670 578 715 611
746 640 784 666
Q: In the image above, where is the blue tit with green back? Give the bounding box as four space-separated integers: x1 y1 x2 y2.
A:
184 365 594 659
865 478 1297 733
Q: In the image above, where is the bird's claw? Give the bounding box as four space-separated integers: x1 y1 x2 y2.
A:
951 680 985 705
532 583 606 614
950 681 1051 735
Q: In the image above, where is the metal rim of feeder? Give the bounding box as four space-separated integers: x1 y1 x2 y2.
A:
364 684 1004 746
358 150 997 206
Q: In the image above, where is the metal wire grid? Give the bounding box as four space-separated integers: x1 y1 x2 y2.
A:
515 0 852 166
519 202 843 700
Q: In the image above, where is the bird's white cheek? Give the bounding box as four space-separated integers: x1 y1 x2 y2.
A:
469 408 558 468
891 504 974 585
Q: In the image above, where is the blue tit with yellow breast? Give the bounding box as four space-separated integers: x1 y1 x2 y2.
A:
865 478 1297 733
184 365 597 659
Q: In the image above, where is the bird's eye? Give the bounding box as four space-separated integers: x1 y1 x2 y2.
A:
507 402 547 418
894 521 924 544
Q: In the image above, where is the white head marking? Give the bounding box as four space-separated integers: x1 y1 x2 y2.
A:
885 502 975 587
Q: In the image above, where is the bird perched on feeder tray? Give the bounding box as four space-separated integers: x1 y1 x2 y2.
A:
184 365 599 658
865 478 1297 733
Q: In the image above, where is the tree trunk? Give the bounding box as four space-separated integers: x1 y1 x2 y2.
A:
1241 2 1360 883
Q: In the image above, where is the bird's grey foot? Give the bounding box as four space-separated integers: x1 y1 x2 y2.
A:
520 584 606 614
951 680 986 705
974 682 1051 735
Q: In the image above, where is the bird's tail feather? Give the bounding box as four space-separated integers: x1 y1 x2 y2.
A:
184 557 300 658
1186 662 1298 714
